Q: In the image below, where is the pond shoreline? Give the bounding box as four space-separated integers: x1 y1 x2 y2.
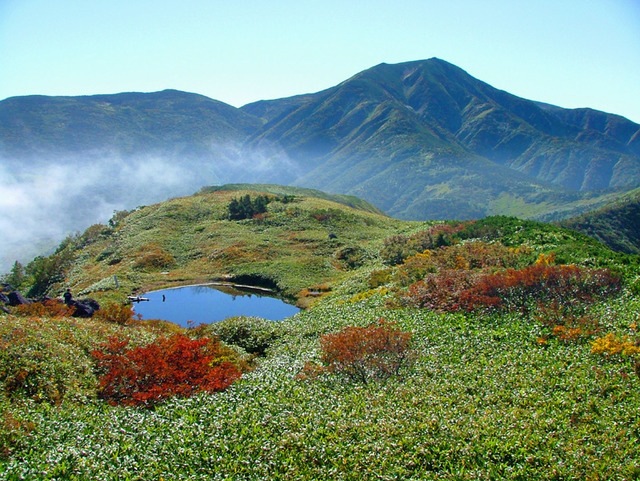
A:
137 281 277 297
131 283 300 326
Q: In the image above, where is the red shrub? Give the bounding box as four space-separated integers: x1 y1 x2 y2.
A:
405 269 479 311
316 320 413 384
469 264 621 311
403 264 621 313
92 334 241 406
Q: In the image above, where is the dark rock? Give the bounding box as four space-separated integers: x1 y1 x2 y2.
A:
84 298 101 312
1 305 9 314
1 283 14 292
70 300 94 318
0 292 9 304
8 291 31 306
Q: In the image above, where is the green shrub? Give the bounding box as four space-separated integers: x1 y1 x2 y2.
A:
368 268 393 288
334 245 368 270
0 319 97 404
204 316 283 356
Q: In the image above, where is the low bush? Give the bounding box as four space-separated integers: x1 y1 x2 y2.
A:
534 303 602 345
380 222 468 265
13 299 74 318
431 240 522 271
203 316 283 356
93 303 139 326
334 245 368 270
0 319 97 404
133 243 176 270
591 333 640 359
303 320 413 384
404 264 621 313
368 268 393 288
92 334 242 407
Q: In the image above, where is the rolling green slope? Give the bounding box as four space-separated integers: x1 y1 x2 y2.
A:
43 187 412 301
560 188 640 254
3 185 640 480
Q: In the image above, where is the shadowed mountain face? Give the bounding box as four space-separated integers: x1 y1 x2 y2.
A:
2 58 640 269
242 59 640 203
560 189 640 255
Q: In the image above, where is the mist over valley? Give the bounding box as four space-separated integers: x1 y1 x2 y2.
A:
2 58 640 272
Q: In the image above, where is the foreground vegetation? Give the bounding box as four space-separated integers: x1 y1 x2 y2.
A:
2 188 640 479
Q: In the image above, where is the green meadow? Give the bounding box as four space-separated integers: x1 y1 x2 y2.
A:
2 187 640 480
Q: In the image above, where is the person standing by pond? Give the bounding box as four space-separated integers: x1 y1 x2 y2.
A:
63 288 73 305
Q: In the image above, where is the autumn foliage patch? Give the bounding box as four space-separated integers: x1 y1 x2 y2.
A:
93 303 139 326
404 264 621 313
301 320 413 384
13 299 75 318
92 334 241 406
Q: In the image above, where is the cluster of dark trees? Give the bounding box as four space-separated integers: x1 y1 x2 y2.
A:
227 194 271 220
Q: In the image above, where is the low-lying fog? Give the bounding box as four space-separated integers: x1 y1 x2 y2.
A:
0 147 300 274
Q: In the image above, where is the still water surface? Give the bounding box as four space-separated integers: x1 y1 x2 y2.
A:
132 284 299 327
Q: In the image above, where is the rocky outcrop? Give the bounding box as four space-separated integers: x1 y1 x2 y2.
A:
0 289 100 318
8 291 31 306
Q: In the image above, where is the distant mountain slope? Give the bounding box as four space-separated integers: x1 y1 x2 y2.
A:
2 58 640 271
559 188 640 255
0 89 259 158
242 59 640 219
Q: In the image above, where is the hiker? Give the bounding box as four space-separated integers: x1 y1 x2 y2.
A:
63 288 73 305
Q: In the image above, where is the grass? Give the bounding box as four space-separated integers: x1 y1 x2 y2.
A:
2 189 640 479
2 293 639 479
57 188 412 303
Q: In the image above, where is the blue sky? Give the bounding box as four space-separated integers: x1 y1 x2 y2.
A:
1 0 639 122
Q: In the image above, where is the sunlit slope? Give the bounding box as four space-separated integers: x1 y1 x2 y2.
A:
61 187 413 300
560 187 640 254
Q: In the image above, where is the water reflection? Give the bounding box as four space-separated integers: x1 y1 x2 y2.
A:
132 284 299 327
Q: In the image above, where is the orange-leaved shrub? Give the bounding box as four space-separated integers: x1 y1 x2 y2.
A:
591 333 640 358
93 303 139 326
404 264 621 313
133 243 176 270
301 320 413 384
534 303 602 345
591 333 640 378
430 241 523 271
468 264 621 311
13 299 75 318
92 334 242 406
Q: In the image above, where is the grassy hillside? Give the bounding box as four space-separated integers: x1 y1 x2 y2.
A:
21 187 411 304
2 188 640 479
559 188 640 254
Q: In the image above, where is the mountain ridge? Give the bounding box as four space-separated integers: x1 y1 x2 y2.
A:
2 58 640 270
